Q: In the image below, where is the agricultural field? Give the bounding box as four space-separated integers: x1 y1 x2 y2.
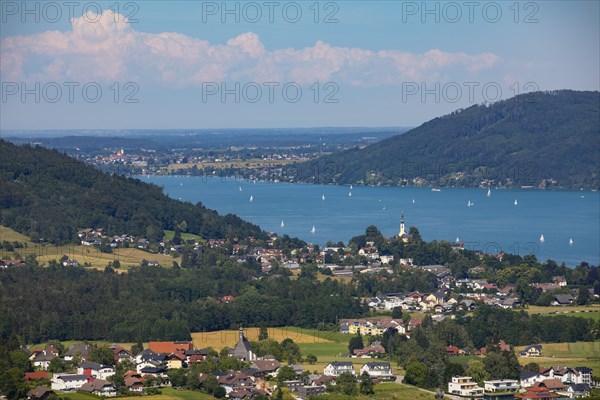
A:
515 341 600 371
525 305 600 320
0 225 178 269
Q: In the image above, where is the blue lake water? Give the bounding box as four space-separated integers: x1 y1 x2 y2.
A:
143 176 600 266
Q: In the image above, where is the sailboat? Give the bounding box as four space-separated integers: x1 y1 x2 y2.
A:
412 199 416 204
487 188 491 197
350 185 353 190
514 199 518 206
310 225 316 234
540 234 545 243
569 238 574 246
467 200 474 207
249 195 253 202
280 220 285 228
348 191 352 197
431 188 441 192
456 237 460 243
322 194 325 201
239 186 243 192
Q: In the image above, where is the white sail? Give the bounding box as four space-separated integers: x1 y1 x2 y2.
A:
239 186 243 192
487 188 491 197
322 194 325 201
412 199 416 204
514 199 518 205
569 238 573 246
249 195 253 202
350 185 353 189
348 191 352 197
540 234 545 243
456 237 460 243
280 220 285 228
311 225 316 234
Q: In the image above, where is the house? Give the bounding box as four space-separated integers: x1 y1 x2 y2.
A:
51 374 88 391
575 367 592 384
282 380 303 392
551 294 575 306
552 276 567 286
135 349 166 365
250 360 281 377
165 352 186 369
515 387 560 400
77 361 115 380
520 344 542 357
542 366 583 384
27 387 54 400
520 371 545 387
298 385 326 397
64 344 91 362
31 345 60 370
324 362 355 377
448 376 484 397
533 379 565 391
80 379 117 397
124 377 144 392
111 345 133 364
25 372 49 383
137 239 150 249
360 362 394 379
353 343 385 357
565 383 591 398
445 346 462 357
484 379 519 393
148 341 193 354
232 328 257 362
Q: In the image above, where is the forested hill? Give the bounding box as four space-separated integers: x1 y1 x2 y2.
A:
288 90 600 188
0 140 266 244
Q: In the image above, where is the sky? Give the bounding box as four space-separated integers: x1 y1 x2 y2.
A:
1 0 599 130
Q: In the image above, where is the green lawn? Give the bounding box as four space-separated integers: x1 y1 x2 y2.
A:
516 341 600 371
307 383 436 400
525 305 600 320
163 230 202 243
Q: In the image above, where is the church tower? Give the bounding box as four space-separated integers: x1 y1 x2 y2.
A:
398 214 409 243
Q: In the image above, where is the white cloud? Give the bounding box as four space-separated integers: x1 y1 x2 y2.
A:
1 10 501 86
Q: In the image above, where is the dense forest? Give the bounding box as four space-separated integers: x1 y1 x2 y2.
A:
0 263 365 343
287 90 600 188
0 140 266 244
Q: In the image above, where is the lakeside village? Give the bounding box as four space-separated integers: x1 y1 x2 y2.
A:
4 217 598 400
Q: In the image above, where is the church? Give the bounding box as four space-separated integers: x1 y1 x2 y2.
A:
232 327 256 362
398 214 410 243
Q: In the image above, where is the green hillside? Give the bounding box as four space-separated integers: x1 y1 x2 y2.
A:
0 140 266 244
288 90 600 188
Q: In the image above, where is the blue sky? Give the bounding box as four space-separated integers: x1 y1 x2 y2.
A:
1 1 598 130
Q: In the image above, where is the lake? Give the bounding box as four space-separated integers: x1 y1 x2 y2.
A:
143 176 600 266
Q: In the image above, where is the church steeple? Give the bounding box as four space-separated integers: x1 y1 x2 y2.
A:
399 213 406 237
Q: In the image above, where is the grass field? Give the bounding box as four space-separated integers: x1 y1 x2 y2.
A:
60 388 216 400
305 383 435 400
163 230 202 243
515 341 600 371
1 225 178 269
525 305 600 320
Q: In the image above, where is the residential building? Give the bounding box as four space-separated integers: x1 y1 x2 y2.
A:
360 362 394 379
77 361 115 381
80 379 117 397
324 362 355 377
520 345 542 357
51 374 88 391
448 376 484 397
484 380 519 393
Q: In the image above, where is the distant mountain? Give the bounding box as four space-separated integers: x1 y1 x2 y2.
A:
0 140 266 244
287 90 600 189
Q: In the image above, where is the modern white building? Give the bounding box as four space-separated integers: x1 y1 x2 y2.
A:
360 362 394 379
51 374 89 391
448 376 484 397
484 380 519 393
324 362 355 377
77 362 115 380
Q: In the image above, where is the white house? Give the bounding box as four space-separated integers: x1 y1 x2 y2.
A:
51 374 89 391
520 371 545 387
77 362 115 381
324 362 355 377
484 380 519 393
447 376 484 397
360 362 394 379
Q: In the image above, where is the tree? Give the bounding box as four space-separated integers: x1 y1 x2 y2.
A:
359 372 374 394
484 351 521 380
336 372 358 396
391 307 403 319
276 365 297 384
404 361 428 387
47 357 66 373
523 362 540 373
258 323 269 341
466 359 489 384
131 338 143 355
348 333 364 354
577 287 590 305
305 354 317 364
90 346 115 366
